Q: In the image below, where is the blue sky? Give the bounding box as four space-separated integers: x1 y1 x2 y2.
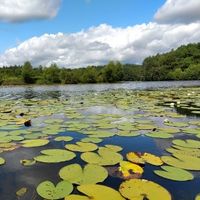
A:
0 0 200 67
0 0 164 53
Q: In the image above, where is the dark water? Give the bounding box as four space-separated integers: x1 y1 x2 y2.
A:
0 81 200 200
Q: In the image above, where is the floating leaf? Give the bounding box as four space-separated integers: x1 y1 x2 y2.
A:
55 136 73 142
81 137 103 144
126 152 145 164
119 179 171 200
0 157 5 165
172 139 200 149
141 153 163 166
119 161 143 178
81 148 123 166
145 132 173 139
20 159 36 166
161 154 200 170
66 184 125 200
166 147 200 158
154 166 193 181
196 194 200 200
59 164 108 185
34 149 76 163
65 142 98 152
104 145 123 152
16 187 27 197
37 180 73 200
21 139 49 148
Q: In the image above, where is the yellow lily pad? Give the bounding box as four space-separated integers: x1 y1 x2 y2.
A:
119 161 143 178
66 184 125 200
21 139 49 148
119 179 171 200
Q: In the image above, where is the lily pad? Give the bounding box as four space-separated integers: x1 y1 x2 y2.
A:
104 144 123 152
66 184 125 200
34 149 76 163
16 187 27 197
119 179 171 200
172 139 200 149
81 137 103 144
119 161 143 178
55 136 73 142
145 132 173 139
20 159 36 166
126 152 145 164
141 153 163 166
59 164 108 185
37 180 73 200
21 139 49 148
195 194 200 200
65 142 98 152
161 154 200 170
0 157 5 165
166 147 200 158
154 166 193 181
126 152 163 166
81 148 123 166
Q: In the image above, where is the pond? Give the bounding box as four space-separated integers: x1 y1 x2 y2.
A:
0 81 200 200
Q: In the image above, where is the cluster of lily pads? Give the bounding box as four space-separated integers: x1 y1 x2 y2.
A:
0 87 200 199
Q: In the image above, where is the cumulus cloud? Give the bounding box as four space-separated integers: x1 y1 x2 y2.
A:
1 22 200 68
0 0 61 22
154 0 200 24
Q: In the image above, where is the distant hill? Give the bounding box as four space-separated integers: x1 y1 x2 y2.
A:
143 43 200 80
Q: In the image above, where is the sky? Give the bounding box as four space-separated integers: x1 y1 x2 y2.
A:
0 0 200 68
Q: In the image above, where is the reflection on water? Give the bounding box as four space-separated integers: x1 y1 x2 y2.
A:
0 81 200 100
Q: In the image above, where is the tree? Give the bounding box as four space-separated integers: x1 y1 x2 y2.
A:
22 61 34 84
102 61 124 82
42 64 61 84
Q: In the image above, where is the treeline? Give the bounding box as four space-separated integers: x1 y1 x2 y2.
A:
0 43 200 85
143 43 200 81
0 61 143 85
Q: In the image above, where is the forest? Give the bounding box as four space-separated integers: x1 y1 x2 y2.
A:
0 42 200 85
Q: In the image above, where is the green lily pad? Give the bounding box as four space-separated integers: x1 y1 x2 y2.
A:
161 154 200 170
65 142 98 152
37 180 73 200
66 184 125 200
20 159 36 166
21 139 49 148
59 164 108 185
119 179 171 200
81 137 103 144
16 187 27 197
81 148 123 166
166 147 200 157
165 121 188 127
116 131 140 137
195 194 200 200
0 157 5 165
145 132 173 139
104 145 123 152
34 149 76 163
154 166 193 181
172 139 200 149
55 136 73 142
85 131 115 138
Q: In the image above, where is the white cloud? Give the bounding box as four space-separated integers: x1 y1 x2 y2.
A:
0 0 61 22
1 22 200 68
154 0 200 24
